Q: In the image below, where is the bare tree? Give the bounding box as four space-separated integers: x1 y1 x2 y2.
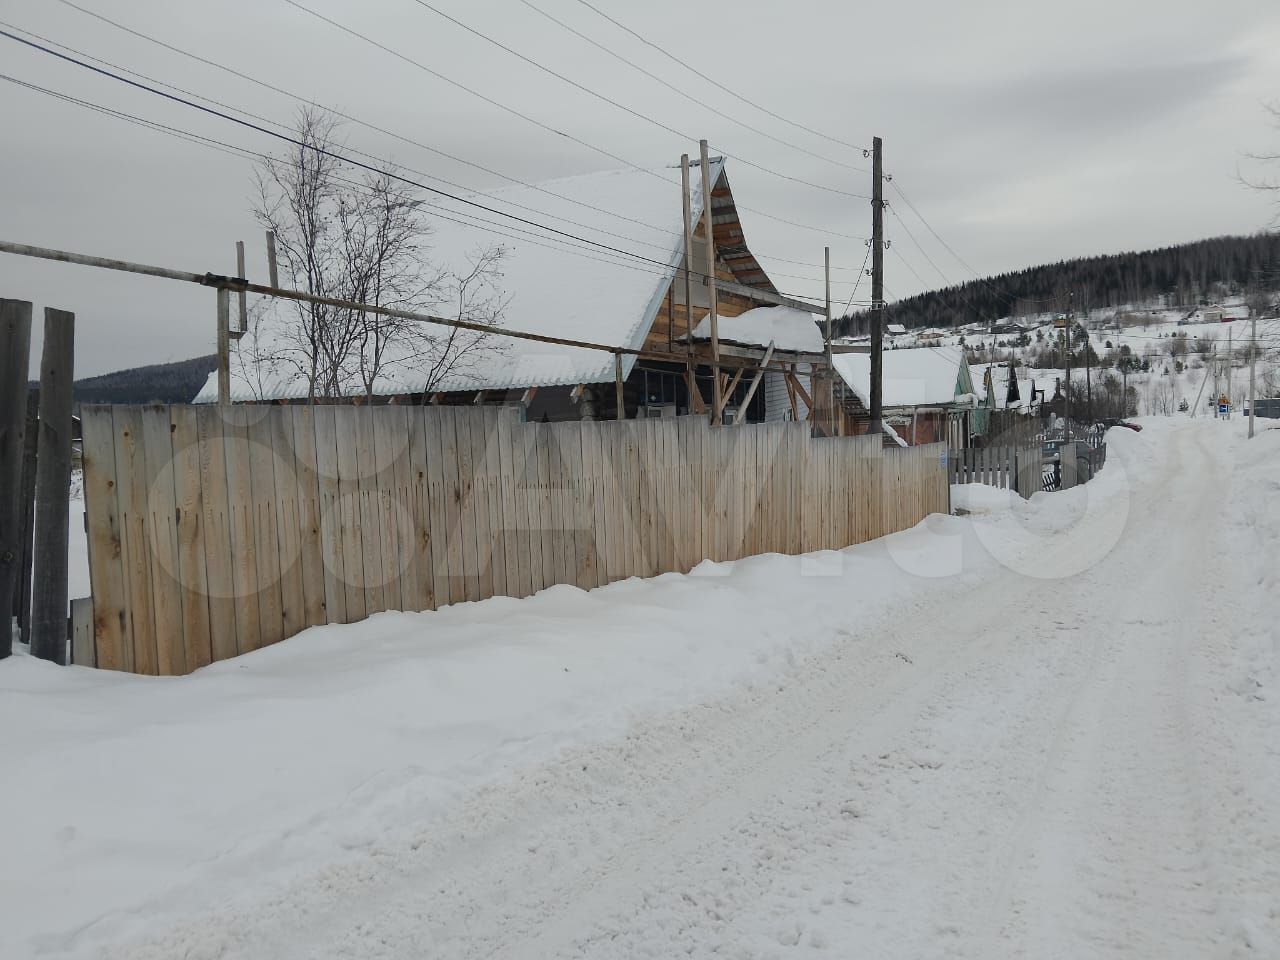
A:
251 106 506 401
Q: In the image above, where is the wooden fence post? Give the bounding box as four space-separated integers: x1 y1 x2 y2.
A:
0 299 33 659
30 308 75 664
16 398 38 644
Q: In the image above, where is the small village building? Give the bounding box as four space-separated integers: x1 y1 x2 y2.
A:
831 346 977 447
195 159 831 425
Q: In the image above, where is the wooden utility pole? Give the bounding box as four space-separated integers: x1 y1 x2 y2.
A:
1064 292 1073 440
825 245 837 436
0 299 33 660
235 240 248 333
869 136 885 435
216 287 231 406
1249 315 1257 438
699 139 722 425
615 353 625 420
30 308 74 664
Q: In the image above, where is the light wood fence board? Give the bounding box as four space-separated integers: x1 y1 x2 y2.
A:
82 406 949 674
169 405 213 671
267 406 306 642
288 405 329 627
80 407 130 672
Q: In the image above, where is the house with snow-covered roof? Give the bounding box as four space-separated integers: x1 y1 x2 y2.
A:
831 346 978 447
195 158 831 425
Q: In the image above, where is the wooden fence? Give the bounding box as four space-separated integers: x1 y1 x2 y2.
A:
79 404 949 675
949 444 1042 498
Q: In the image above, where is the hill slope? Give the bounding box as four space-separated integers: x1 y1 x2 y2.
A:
70 355 217 405
842 233 1280 333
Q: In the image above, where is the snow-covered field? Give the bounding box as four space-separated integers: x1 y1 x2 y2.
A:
2 418 1278 958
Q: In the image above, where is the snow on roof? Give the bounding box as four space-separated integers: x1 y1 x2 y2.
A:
972 363 1035 411
886 323 907 335
195 161 723 402
690 305 824 355
832 346 969 408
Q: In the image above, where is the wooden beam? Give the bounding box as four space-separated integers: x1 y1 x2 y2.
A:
785 374 798 420
716 367 747 420
265 230 279 288
0 300 32 661
686 364 708 414
30 308 74 665
429 392 443 405
520 386 538 407
473 390 486 405
732 342 775 427
786 367 814 410
615 353 625 420
569 383 586 402
216 287 230 407
700 140 722 425
235 240 248 333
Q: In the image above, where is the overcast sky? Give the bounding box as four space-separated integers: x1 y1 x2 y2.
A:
3 0 1279 378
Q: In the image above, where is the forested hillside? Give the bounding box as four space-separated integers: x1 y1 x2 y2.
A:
842 233 1280 332
69 355 217 405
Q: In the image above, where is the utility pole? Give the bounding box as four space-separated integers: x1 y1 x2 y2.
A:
1249 314 1257 438
824 245 835 436
699 139 722 425
869 135 884 435
1084 302 1093 424
1064 291 1073 440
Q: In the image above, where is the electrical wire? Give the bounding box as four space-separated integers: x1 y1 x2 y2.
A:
512 0 867 174
387 0 869 200
567 0 866 153
0 40 851 302
45 3 870 259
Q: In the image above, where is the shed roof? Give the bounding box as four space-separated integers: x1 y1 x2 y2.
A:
196 160 725 403
833 346 972 408
690 305 824 355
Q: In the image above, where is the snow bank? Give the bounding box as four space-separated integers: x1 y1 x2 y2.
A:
0 420 1202 958
951 482 1017 515
2 508 1006 959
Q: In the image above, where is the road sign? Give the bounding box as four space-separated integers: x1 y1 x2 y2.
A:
1219 402 1230 417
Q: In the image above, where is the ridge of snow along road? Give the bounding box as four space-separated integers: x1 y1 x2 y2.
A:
2 419 1277 958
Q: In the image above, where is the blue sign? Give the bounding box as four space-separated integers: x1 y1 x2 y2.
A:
1219 403 1229 416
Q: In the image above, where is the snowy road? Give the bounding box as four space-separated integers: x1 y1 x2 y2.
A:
5 421 1277 959
79 422 1274 960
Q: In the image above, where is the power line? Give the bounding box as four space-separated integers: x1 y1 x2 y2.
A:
275 0 868 239
44 4 867 262
513 0 866 174
46 0 676 239
842 243 873 315
0 36 851 304
398 0 869 200
568 0 865 153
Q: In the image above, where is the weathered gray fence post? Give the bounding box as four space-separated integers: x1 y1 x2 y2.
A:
17 395 38 643
0 300 33 659
30 308 75 664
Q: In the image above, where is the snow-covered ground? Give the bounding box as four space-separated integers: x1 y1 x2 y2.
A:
2 418 1278 958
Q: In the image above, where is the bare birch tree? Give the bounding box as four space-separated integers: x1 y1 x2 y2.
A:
252 106 506 401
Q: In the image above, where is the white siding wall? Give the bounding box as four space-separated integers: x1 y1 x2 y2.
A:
764 365 812 422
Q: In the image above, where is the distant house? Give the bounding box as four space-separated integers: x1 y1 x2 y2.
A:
195 159 829 425
971 362 1036 414
886 322 907 336
831 346 977 447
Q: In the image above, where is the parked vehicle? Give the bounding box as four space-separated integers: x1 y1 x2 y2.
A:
1042 438 1095 483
